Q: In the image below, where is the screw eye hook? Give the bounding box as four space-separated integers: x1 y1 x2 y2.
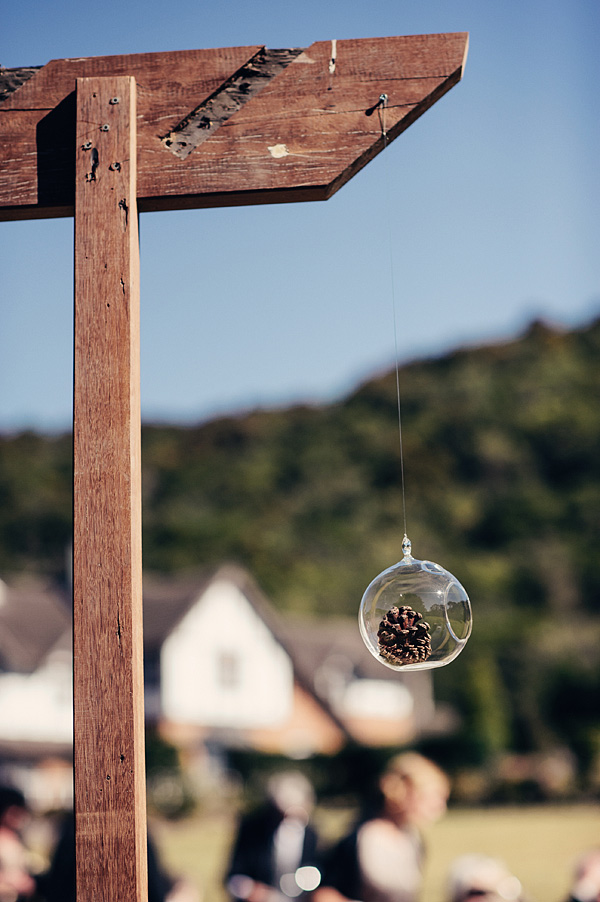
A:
366 93 388 117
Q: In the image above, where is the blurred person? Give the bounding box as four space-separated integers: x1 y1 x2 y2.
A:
36 810 196 902
565 847 600 902
446 854 524 902
314 752 449 902
226 770 321 902
0 786 37 902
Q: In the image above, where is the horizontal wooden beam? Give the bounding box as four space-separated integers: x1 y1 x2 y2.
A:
0 33 468 221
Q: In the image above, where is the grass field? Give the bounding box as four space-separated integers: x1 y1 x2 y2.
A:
421 804 600 901
153 803 600 902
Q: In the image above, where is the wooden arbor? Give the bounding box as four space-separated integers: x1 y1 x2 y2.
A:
0 32 468 902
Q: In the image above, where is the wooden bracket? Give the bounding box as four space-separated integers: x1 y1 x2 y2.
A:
0 33 468 220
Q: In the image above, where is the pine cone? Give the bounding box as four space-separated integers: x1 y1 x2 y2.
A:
377 605 432 665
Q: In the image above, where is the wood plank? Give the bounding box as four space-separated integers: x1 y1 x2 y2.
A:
142 33 468 210
161 48 304 159
0 66 40 102
0 45 263 219
73 75 147 902
0 33 468 220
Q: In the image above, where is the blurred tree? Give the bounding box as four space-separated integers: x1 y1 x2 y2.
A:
1 315 600 776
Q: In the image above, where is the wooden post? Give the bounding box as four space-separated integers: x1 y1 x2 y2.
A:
73 76 147 902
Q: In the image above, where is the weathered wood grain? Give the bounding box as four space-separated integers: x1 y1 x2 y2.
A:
0 33 468 219
72 76 147 902
0 66 40 102
0 46 262 219
161 48 304 158
145 33 467 210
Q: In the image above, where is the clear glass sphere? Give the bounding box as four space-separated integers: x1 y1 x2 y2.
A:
359 536 472 671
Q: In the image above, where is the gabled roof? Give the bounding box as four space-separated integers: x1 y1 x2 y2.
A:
281 616 400 683
0 565 430 730
143 563 353 740
279 616 434 732
143 564 422 688
1 565 304 668
142 565 442 740
0 578 70 673
142 563 293 654
142 570 213 651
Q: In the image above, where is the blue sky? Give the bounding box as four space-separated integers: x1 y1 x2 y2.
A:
1 0 599 432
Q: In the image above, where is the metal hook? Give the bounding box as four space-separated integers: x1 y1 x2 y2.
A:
365 93 388 117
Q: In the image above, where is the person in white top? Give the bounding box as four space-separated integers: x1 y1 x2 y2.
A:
314 753 450 902
565 848 600 902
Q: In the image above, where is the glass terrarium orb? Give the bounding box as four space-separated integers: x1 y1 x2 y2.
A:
359 536 472 671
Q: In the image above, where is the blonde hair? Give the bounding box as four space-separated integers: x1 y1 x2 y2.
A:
383 752 449 791
379 752 450 817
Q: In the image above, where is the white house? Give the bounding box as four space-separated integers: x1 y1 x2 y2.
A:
0 577 73 808
143 566 349 759
0 566 449 807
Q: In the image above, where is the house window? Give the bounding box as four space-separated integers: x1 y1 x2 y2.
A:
217 650 239 689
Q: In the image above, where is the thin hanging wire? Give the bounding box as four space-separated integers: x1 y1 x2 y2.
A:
378 94 408 543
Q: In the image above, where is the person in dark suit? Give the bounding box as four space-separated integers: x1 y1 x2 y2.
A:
36 811 175 902
226 771 321 902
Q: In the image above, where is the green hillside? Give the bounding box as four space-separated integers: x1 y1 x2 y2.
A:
2 315 600 785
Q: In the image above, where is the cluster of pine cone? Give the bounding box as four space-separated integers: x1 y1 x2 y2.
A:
377 604 432 665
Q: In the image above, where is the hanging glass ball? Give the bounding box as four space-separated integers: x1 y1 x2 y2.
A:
359 536 472 671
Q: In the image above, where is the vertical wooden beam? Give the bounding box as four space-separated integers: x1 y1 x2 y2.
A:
73 76 147 902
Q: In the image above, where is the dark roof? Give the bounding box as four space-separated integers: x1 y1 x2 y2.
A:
0 737 73 761
143 563 294 653
142 571 211 650
144 566 419 688
281 616 391 682
279 615 431 711
0 566 427 712
0 578 70 673
141 563 295 650
0 567 277 669
143 564 352 739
